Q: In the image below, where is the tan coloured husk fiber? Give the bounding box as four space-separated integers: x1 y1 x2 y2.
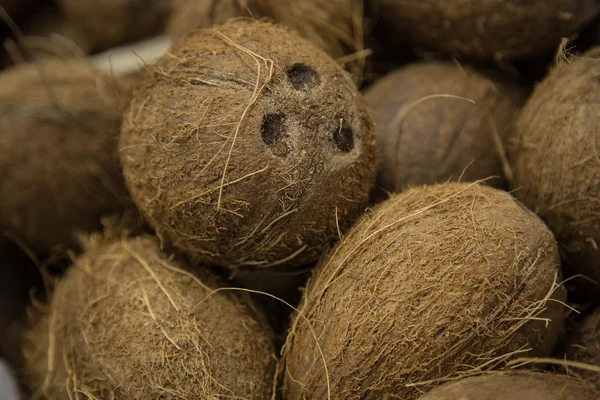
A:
57 0 171 51
417 372 600 400
281 183 566 400
0 60 136 254
375 0 600 61
21 233 276 399
167 0 366 82
120 20 377 269
365 61 526 192
510 48 600 299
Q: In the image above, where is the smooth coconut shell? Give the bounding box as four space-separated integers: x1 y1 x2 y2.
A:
375 0 600 61
417 372 599 400
168 0 365 82
510 48 600 298
281 183 566 400
120 20 377 269
0 60 135 254
21 233 276 399
57 0 171 52
365 61 526 192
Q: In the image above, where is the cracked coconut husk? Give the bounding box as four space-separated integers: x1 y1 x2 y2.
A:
120 19 377 269
0 59 137 255
417 371 600 400
21 231 277 399
510 48 600 299
375 0 600 62
167 0 367 83
281 182 566 400
365 61 527 192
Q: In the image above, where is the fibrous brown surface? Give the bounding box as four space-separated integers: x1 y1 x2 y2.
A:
365 61 526 192
0 60 135 254
21 233 276 399
510 48 600 298
417 372 600 400
375 0 600 61
282 183 566 400
57 0 171 51
120 20 377 269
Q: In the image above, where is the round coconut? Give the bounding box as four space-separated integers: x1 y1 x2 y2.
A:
168 0 366 82
281 183 566 400
510 48 600 298
120 20 377 269
0 60 135 254
21 233 276 399
374 0 600 61
365 61 526 192
417 372 599 400
57 0 171 52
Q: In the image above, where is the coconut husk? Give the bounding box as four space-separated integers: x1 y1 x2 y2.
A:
57 0 171 52
365 61 526 192
21 233 276 399
510 48 600 299
120 20 377 269
374 0 600 61
281 182 566 400
417 372 599 400
0 60 137 255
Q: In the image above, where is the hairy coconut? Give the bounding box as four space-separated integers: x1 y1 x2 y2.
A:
374 0 600 61
365 61 526 192
0 60 135 254
281 183 566 400
120 20 377 269
168 0 366 82
510 48 600 298
21 233 276 399
57 0 171 52
417 372 599 400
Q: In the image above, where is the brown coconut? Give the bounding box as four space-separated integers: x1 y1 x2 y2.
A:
57 0 171 52
417 372 600 400
374 0 600 61
120 20 377 269
168 0 366 82
510 48 600 298
21 233 276 399
281 183 566 400
0 60 136 254
365 61 526 192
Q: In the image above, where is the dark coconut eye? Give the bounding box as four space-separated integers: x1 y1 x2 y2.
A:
333 121 354 152
287 63 319 91
261 113 286 145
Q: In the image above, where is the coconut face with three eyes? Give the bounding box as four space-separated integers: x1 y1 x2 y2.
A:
120 20 377 268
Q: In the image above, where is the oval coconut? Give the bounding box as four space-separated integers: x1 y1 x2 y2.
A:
0 60 135 254
417 372 599 400
375 0 600 61
168 0 365 82
57 0 171 52
281 183 566 400
21 234 276 399
365 61 526 192
120 20 377 269
510 48 600 298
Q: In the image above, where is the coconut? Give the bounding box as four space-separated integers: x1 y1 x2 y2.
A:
167 0 366 82
417 372 599 400
120 20 377 269
281 183 566 400
374 0 600 61
57 0 171 52
510 48 600 299
21 233 276 399
365 61 526 192
0 60 136 254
